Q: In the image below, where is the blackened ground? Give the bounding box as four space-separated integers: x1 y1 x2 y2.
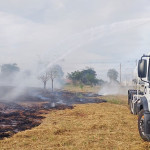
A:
0 87 106 139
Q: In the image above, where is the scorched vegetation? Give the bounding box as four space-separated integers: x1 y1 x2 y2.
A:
1 86 150 150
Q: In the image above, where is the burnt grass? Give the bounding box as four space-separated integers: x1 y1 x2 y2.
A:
0 87 106 139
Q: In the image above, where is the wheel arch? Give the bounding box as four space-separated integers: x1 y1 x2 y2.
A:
137 96 149 113
128 89 137 105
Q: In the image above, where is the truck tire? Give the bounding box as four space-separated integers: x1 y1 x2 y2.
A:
129 100 133 114
138 110 149 141
128 91 131 105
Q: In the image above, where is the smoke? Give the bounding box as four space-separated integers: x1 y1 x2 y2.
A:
0 62 65 101
133 66 138 80
0 70 33 101
0 14 148 101
99 80 129 95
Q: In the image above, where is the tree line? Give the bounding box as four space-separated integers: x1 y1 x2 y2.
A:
0 63 119 90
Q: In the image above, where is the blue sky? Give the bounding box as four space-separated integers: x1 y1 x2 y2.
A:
0 0 150 81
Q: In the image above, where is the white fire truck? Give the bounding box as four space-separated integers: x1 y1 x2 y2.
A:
128 54 150 141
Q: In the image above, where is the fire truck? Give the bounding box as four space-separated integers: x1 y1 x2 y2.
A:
128 54 150 141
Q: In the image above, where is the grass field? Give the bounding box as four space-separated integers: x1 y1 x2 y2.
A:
64 84 101 93
1 86 150 150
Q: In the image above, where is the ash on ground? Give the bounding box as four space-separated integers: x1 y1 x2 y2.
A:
0 86 106 139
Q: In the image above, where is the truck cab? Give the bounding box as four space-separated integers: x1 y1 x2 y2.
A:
128 54 150 141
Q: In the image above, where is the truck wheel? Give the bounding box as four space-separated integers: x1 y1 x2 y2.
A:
138 110 148 141
128 91 131 105
129 100 133 114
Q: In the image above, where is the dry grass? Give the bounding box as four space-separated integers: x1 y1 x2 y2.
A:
101 95 128 105
64 84 101 93
1 97 150 150
1 85 150 149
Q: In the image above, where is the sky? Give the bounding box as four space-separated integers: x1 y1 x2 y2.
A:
0 0 150 82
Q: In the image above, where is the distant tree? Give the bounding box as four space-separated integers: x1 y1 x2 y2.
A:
38 64 64 91
1 63 20 74
38 71 50 89
107 69 118 82
0 63 20 81
48 67 58 92
48 65 64 92
67 71 82 85
81 68 98 86
53 64 64 78
67 67 99 86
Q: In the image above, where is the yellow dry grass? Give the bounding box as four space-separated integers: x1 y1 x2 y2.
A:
64 84 101 93
101 95 127 105
1 95 150 150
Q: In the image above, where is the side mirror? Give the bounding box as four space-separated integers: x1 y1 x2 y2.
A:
138 59 147 78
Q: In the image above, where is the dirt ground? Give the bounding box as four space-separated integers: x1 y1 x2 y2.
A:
1 95 150 150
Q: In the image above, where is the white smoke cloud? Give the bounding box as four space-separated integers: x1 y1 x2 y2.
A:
0 0 150 82
99 81 129 95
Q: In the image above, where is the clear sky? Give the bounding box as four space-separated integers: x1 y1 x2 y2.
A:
0 0 150 81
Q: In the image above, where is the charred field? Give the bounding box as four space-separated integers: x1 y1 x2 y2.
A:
0 86 106 139
1 86 150 150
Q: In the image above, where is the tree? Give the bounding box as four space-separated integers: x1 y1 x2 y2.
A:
67 67 99 86
81 68 98 86
53 64 64 78
67 71 82 85
0 63 20 81
1 63 20 74
38 71 50 89
38 64 64 91
48 65 64 92
107 69 118 82
48 67 58 92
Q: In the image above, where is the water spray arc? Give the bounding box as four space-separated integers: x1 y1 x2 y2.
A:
43 17 150 74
